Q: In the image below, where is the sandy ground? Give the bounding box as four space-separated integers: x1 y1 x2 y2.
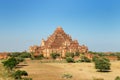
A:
17 60 120 80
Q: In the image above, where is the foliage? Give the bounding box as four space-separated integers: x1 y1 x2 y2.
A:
9 52 21 57
50 53 60 59
16 57 25 63
116 52 120 60
89 51 106 56
2 57 18 71
20 52 31 58
75 59 82 63
62 73 73 79
22 77 32 80
93 77 104 80
94 57 111 72
115 76 120 80
35 54 44 60
80 56 91 62
89 51 98 55
117 56 120 60
92 56 99 62
98 52 106 56
12 70 28 79
9 52 31 58
65 52 74 58
74 52 80 56
66 57 74 63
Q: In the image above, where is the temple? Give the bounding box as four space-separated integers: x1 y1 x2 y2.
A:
29 27 88 58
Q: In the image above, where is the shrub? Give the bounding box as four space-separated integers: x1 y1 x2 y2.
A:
93 77 104 80
65 52 74 58
22 77 32 80
8 52 31 58
9 52 21 57
74 52 80 56
92 56 99 62
66 57 74 63
20 52 31 58
16 57 25 63
98 52 106 56
50 53 60 59
62 73 73 79
115 76 120 80
12 70 28 79
94 57 111 72
117 56 120 60
75 59 81 63
80 56 91 62
2 57 19 71
35 54 44 60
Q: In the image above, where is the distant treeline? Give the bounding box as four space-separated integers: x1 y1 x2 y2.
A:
89 51 120 57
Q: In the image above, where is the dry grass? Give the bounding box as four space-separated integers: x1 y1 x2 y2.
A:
1 60 120 80
18 60 120 80
0 60 14 80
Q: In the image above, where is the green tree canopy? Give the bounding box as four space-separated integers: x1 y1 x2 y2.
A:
65 52 74 58
12 70 28 79
2 57 18 71
94 57 111 72
50 53 60 59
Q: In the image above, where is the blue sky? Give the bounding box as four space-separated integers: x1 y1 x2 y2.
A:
0 0 120 52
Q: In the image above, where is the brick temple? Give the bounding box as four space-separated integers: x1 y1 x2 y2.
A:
29 27 88 58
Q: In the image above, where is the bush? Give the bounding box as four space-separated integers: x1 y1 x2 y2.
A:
117 56 120 60
9 52 21 57
22 77 32 80
35 54 44 60
2 57 19 71
12 70 28 79
66 57 74 63
92 56 99 62
80 56 91 62
94 57 111 72
115 76 120 80
75 59 82 63
8 52 31 58
50 53 60 59
93 77 104 80
74 52 80 56
65 52 74 58
20 52 31 58
16 57 25 63
62 73 73 79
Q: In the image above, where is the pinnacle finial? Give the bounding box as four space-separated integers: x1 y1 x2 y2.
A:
57 26 62 29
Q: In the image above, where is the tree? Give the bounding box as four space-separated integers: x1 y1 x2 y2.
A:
117 56 120 60
12 70 28 79
16 57 24 63
74 52 80 56
20 52 31 58
116 52 120 60
80 56 91 62
92 56 99 62
2 57 18 72
9 52 21 57
50 53 60 59
94 57 111 72
65 52 74 58
66 57 74 63
115 76 120 80
35 54 44 60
